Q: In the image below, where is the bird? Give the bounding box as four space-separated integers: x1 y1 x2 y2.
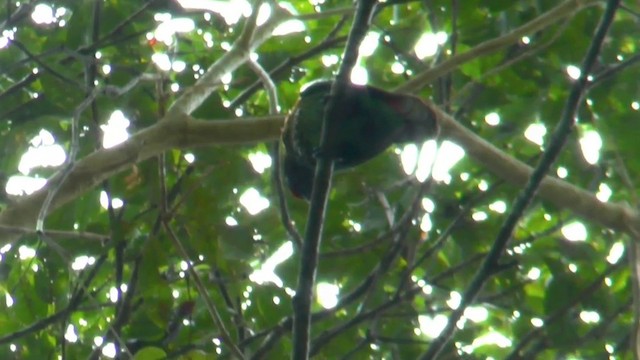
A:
281 80 438 200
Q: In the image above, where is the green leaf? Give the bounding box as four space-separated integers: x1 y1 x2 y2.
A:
133 347 166 360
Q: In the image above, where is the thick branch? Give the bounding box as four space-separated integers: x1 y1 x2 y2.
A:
0 114 282 245
1 108 638 245
2 103 639 243
433 105 640 234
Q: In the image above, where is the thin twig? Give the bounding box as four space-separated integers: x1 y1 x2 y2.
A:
34 73 157 235
9 40 85 89
229 34 346 109
0 225 108 241
455 20 571 101
0 254 108 344
247 57 304 249
506 262 623 359
590 52 640 87
162 223 245 359
396 0 600 93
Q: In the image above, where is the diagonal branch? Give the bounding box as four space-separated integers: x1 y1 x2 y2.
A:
0 114 283 245
167 1 287 116
419 1 622 358
1 105 639 247
1 106 638 248
396 0 600 93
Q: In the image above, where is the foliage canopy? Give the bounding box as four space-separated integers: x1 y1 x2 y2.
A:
0 0 638 359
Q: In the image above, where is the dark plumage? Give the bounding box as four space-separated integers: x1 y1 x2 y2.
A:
282 80 438 200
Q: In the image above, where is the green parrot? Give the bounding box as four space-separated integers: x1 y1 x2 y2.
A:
281 80 438 200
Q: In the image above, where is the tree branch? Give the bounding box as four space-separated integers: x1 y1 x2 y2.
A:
0 1 636 255
0 114 283 245
420 1 622 357
396 0 600 93
166 3 288 116
292 1 378 358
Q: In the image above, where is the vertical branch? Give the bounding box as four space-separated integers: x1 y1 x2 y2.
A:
616 146 640 360
419 0 621 358
630 240 640 359
291 0 378 359
247 58 304 248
